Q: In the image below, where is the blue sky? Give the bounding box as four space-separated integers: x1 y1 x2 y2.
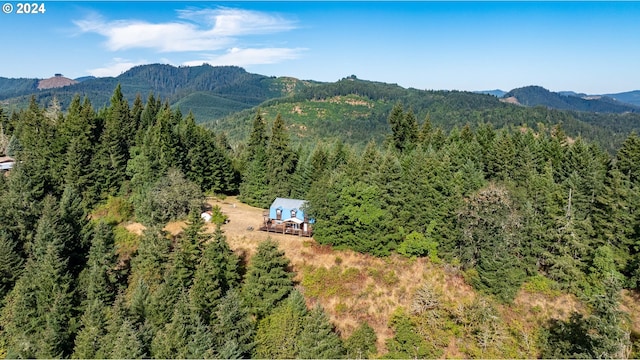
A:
1 1 639 94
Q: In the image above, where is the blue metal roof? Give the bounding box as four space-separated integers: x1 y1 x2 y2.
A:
271 197 307 210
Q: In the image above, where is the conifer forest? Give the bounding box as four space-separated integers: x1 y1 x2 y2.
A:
2 81 640 359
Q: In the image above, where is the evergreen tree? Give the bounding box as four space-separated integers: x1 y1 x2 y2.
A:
60 96 97 202
151 292 208 358
185 125 237 194
587 245 625 297
617 131 640 183
1 202 75 358
419 114 434 146
485 130 516 181
128 226 172 294
72 298 108 359
57 185 91 277
130 94 144 134
254 290 307 359
147 264 183 330
190 227 240 323
387 103 419 152
344 322 378 359
541 277 630 359
474 122 496 171
561 138 608 221
1 271 40 358
171 221 202 290
0 163 45 263
385 310 434 359
356 140 382 182
97 84 132 196
314 181 388 256
298 305 346 359
456 184 526 302
127 123 164 198
590 167 635 273
109 318 147 359
245 109 269 163
240 156 271 208
328 139 349 170
586 277 631 358
78 221 118 307
139 93 161 137
0 231 23 299
375 150 406 246
239 111 270 207
242 239 294 318
185 316 216 359
212 289 255 359
289 147 313 199
97 293 147 358
266 113 298 198
128 277 150 326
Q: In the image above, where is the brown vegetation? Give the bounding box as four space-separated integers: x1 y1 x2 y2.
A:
37 75 78 90
121 196 633 356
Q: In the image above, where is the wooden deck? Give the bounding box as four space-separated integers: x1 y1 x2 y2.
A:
259 224 313 237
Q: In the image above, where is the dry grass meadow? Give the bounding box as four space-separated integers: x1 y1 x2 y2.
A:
123 196 639 356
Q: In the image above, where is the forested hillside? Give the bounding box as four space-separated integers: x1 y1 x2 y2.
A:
0 78 39 100
504 86 640 113
606 90 640 107
0 64 312 121
1 84 640 358
208 76 640 153
4 66 640 154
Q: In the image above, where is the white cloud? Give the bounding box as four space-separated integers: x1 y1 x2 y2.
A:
182 47 307 67
87 58 148 77
178 8 297 36
74 17 231 52
74 7 297 53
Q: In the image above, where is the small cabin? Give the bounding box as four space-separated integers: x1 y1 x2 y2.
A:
0 156 15 171
261 197 313 237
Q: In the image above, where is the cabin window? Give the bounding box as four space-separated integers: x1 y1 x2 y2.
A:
276 208 282 220
291 209 297 218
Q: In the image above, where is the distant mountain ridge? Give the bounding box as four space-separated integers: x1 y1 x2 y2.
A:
1 64 640 154
0 64 314 121
1 64 639 117
502 85 640 113
604 90 640 107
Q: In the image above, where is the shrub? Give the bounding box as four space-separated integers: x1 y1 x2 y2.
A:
113 226 140 258
134 168 204 225
410 283 440 315
209 205 228 226
521 275 561 296
91 196 133 225
397 221 439 261
345 322 377 359
302 265 363 299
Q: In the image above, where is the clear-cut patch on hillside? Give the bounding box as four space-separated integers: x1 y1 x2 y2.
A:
37 74 78 90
